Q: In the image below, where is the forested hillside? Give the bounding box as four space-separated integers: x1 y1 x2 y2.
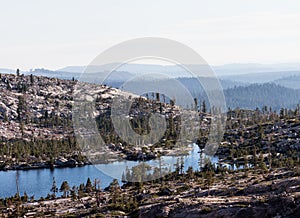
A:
224 83 300 110
274 75 300 89
0 73 184 170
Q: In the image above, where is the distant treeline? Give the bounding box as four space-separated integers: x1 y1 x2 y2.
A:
104 77 300 111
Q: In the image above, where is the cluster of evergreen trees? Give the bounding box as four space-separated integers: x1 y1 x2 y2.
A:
95 96 182 150
0 136 85 168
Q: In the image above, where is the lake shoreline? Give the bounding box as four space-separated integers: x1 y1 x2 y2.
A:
0 145 195 172
1 167 299 217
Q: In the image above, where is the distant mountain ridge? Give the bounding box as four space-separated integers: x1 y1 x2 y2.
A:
1 63 300 110
59 63 300 76
273 75 300 89
220 70 300 84
213 63 300 75
19 67 300 88
0 68 15 74
3 62 300 80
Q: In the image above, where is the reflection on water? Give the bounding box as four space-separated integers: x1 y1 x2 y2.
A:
0 144 220 198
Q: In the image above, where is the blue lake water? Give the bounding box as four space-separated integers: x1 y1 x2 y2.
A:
0 144 220 199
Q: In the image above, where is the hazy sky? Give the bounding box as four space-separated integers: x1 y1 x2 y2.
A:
1 0 300 70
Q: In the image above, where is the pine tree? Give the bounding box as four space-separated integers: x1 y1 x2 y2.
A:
22 192 28 202
60 181 70 198
121 172 126 183
30 74 34 85
180 156 184 174
50 177 58 198
125 166 131 182
85 177 93 193
109 179 121 208
156 93 160 101
194 98 198 111
78 183 85 198
202 100 206 113
70 186 78 201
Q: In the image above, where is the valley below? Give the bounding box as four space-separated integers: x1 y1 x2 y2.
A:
0 72 299 217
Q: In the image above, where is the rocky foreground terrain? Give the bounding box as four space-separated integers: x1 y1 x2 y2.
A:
1 167 299 217
140 168 300 218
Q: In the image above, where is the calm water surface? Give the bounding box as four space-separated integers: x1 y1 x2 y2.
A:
0 144 221 198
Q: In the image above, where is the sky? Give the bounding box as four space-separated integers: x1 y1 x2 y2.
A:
1 0 300 71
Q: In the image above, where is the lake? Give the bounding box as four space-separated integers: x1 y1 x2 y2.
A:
0 144 220 199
